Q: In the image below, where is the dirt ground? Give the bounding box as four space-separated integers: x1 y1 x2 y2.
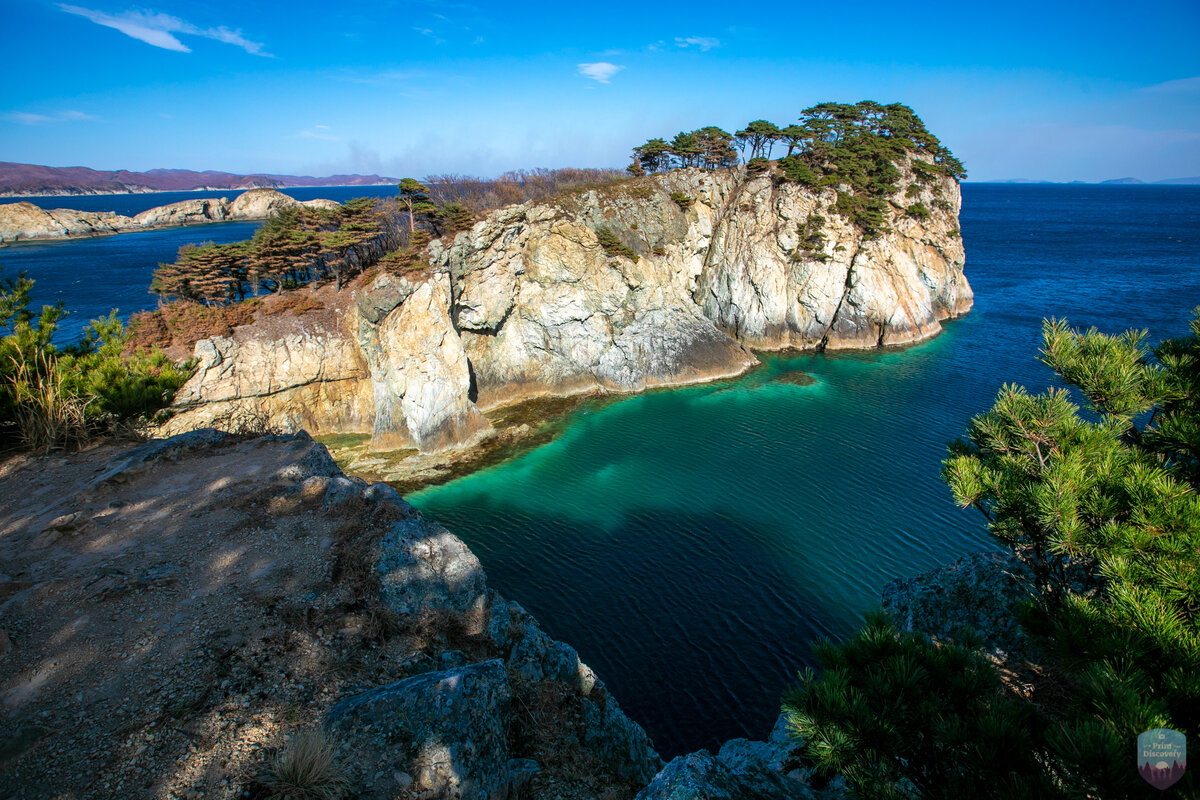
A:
0 434 433 800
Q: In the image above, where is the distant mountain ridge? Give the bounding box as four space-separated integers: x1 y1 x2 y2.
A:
0 161 398 197
984 176 1200 185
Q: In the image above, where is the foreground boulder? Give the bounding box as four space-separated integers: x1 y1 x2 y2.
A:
325 660 512 800
881 550 1038 658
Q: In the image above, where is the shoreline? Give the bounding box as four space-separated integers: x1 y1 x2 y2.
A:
0 216 264 247
330 311 971 496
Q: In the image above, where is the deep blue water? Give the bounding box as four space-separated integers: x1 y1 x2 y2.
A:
13 185 399 216
407 184 1200 756
1 186 398 343
5 184 1199 757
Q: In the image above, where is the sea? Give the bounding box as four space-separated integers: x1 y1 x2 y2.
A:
5 183 1199 756
2 186 399 343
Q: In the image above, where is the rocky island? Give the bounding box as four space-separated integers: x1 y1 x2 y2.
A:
161 160 971 457
0 188 340 244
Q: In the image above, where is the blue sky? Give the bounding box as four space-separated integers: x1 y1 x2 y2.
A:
3 0 1199 182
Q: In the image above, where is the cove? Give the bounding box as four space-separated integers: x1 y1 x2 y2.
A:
407 184 1200 756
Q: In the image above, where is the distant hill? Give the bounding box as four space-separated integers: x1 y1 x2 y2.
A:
980 176 1200 186
0 162 398 197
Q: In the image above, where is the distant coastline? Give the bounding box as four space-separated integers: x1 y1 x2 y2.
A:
0 161 399 198
970 176 1200 185
2 182 397 200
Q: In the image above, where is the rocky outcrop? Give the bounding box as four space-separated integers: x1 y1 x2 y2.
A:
0 428 661 799
882 550 1041 660
165 163 971 452
636 713 839 800
0 202 134 242
326 660 513 800
0 188 338 243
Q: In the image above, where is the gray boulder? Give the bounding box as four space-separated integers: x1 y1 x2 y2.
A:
882 551 1037 657
375 516 487 616
325 660 512 800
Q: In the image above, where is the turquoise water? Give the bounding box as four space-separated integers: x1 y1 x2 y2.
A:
408 184 1200 755
7 183 1199 755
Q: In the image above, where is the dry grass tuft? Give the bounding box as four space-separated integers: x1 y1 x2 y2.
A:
267 729 350 800
7 345 92 453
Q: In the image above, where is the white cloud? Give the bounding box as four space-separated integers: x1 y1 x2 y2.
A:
675 36 720 51
296 125 342 141
578 62 623 83
412 26 445 44
58 5 269 55
1142 76 1200 94
7 110 96 125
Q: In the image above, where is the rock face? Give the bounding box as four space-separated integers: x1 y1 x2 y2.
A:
0 188 336 243
325 660 513 800
882 550 1039 659
165 164 971 452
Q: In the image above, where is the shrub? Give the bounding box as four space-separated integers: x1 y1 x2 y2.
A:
906 202 930 220
127 299 260 353
785 613 1055 797
2 271 192 451
669 191 694 210
594 226 637 260
746 156 771 175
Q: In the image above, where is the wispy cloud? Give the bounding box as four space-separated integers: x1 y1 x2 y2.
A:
58 5 269 55
1142 76 1200 94
338 68 428 86
412 26 445 44
578 62 623 83
675 36 720 51
7 109 96 125
295 125 342 141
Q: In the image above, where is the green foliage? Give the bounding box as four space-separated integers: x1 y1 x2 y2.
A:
593 226 637 260
150 197 392 303
787 311 1200 798
906 202 930 220
791 214 828 262
746 156 771 175
735 120 781 160
669 191 694 210
57 312 193 423
1 270 192 450
785 613 1055 799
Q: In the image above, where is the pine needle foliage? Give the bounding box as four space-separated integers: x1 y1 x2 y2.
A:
785 310 1200 798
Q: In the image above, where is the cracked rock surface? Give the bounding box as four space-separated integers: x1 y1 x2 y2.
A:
164 165 970 452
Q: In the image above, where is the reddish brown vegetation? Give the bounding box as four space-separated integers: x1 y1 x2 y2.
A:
127 300 261 354
425 168 628 215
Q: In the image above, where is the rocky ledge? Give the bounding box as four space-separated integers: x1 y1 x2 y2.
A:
0 188 340 244
0 431 660 799
164 163 972 454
